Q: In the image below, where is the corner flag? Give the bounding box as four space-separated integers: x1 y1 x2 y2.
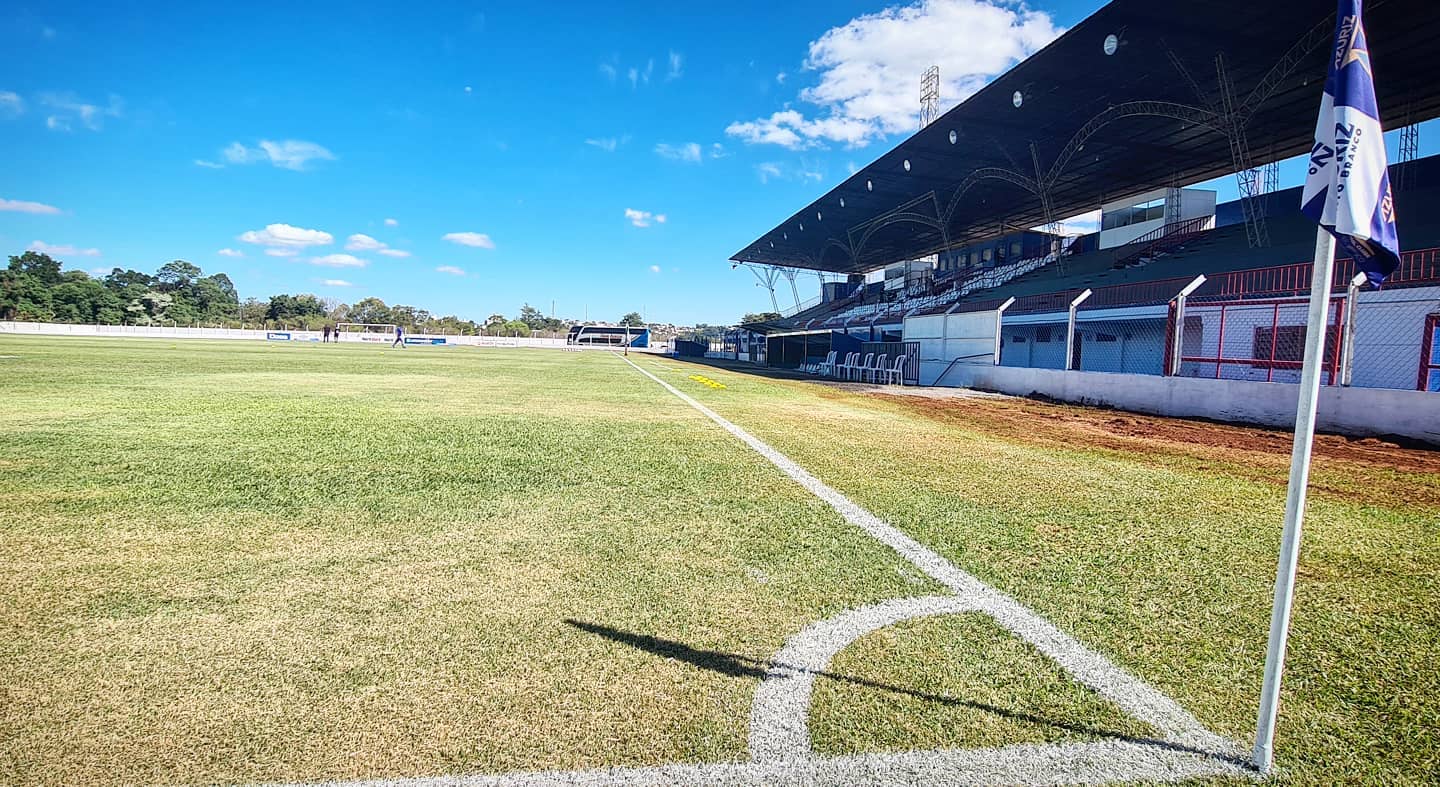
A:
1254 0 1398 774
1299 0 1400 288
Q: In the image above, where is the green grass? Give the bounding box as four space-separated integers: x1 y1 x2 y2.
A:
648 355 1439 784
0 338 1435 784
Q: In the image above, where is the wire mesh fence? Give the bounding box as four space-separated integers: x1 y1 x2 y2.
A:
1176 297 1345 384
1345 291 1440 391
993 285 1440 392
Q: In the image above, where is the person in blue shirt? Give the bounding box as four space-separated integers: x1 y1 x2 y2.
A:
392 325 405 348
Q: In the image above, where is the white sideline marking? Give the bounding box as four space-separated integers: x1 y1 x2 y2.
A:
295 740 1246 786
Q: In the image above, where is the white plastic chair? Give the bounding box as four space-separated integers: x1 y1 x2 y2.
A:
851 352 873 381
882 354 907 385
817 350 838 377
863 353 887 383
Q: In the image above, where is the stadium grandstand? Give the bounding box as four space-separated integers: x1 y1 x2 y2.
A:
724 0 1440 435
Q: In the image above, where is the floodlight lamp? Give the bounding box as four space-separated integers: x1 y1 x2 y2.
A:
817 211 822 221
1012 90 1024 108
949 129 958 144
903 159 911 172
1103 33 1119 56
839 197 845 207
866 180 873 191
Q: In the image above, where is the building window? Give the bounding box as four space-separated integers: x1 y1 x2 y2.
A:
1011 335 1026 343
1253 324 1339 368
1094 333 1118 342
1101 196 1167 231
1010 240 1023 257
1253 325 1306 365
1035 326 1051 343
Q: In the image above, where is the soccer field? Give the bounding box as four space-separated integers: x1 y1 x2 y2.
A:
1 337 1436 785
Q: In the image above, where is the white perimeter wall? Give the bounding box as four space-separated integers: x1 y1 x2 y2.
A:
947 363 1440 445
904 310 999 385
0 322 570 348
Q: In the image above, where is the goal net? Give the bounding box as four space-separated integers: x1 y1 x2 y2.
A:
335 322 397 343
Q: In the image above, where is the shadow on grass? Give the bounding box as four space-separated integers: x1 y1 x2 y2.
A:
565 618 1247 767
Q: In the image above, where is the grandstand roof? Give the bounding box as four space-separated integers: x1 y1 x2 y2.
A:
732 0 1440 274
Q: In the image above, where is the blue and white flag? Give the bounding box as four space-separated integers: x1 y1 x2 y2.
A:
1300 0 1400 288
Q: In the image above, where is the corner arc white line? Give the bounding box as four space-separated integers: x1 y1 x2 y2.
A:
618 356 1239 756
748 595 975 763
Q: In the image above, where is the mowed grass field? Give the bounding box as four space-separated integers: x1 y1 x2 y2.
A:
1 337 1436 784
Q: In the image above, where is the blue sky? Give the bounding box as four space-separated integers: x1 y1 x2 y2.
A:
1 0 1433 325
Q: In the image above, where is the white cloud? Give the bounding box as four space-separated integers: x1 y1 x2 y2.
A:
649 264 662 274
194 159 225 169
442 232 495 249
322 279 353 287
217 248 244 258
0 198 62 215
28 240 99 257
239 223 334 250
222 139 334 171
599 62 618 83
627 66 639 90
0 91 23 116
344 233 385 251
776 71 788 84
586 137 619 152
624 208 667 228
667 51 683 81
435 265 466 276
756 161 825 184
265 248 299 257
384 217 399 227
727 0 1060 149
310 253 367 268
655 142 702 163
377 248 411 258
709 142 729 159
38 92 123 132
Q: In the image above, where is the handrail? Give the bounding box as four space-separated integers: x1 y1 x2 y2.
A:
931 352 994 385
1114 215 1215 267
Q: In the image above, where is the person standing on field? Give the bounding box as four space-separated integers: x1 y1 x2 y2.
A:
392 325 405 348
322 325 331 343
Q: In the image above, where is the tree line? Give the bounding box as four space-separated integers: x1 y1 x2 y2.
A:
0 251 658 336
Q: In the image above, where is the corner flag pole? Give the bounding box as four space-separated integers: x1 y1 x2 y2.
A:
1252 1 1400 772
1251 226 1335 773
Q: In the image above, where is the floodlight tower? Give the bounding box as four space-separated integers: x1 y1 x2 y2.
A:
920 65 940 129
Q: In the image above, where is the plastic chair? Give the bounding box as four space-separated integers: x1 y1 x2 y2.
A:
864 353 887 383
851 352 873 381
882 354 908 385
817 350 838 377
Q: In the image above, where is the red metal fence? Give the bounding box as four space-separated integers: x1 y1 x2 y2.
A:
1174 296 1346 385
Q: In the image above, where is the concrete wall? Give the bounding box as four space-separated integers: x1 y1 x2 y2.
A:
946 363 1440 445
904 310 998 385
0 321 570 348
